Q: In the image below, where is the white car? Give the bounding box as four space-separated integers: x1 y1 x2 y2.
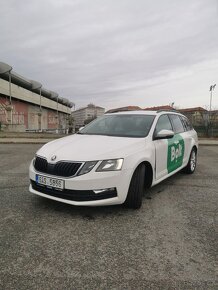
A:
29 110 198 209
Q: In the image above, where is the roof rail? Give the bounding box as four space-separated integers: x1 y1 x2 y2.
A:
107 109 137 113
156 109 178 113
112 109 130 113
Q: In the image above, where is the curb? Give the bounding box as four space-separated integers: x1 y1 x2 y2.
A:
199 143 218 146
0 140 53 144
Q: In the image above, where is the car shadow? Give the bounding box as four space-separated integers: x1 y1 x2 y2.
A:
33 194 127 219
32 169 190 218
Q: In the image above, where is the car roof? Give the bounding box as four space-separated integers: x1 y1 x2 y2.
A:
106 110 158 116
105 110 184 117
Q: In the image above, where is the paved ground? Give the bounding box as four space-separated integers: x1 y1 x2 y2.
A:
0 132 65 144
0 138 55 144
0 145 217 290
0 134 218 146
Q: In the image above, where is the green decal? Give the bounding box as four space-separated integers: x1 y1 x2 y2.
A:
167 134 185 173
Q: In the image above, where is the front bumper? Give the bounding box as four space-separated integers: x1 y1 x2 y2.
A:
29 160 133 206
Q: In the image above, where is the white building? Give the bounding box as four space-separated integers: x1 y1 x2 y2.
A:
72 103 105 130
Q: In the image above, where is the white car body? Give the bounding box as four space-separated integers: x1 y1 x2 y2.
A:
29 110 198 207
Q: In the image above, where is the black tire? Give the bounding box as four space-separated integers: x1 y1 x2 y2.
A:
125 164 145 209
183 147 197 174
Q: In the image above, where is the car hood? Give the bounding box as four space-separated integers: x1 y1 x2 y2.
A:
36 134 146 162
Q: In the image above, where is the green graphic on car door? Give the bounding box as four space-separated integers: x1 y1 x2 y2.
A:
167 134 185 173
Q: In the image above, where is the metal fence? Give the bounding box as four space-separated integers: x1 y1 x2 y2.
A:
194 126 218 137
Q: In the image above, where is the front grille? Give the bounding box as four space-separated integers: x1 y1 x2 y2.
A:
34 156 48 173
31 180 117 202
34 156 82 177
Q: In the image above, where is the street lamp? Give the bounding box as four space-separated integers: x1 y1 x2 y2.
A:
209 84 216 112
170 102 175 109
209 84 216 137
70 102 75 111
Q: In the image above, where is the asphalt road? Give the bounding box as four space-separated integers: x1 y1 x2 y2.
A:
0 144 217 290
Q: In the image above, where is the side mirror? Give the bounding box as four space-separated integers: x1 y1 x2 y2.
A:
78 126 84 132
154 129 174 140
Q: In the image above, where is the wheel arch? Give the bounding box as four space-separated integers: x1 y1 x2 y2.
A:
192 145 198 153
133 160 153 190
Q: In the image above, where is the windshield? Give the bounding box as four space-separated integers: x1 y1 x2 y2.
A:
78 114 155 138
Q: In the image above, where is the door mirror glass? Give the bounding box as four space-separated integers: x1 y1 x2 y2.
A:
78 126 84 131
155 129 174 140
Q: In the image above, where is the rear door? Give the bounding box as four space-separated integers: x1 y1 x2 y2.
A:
179 115 196 165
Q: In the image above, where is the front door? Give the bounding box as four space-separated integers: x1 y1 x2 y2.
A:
154 114 174 180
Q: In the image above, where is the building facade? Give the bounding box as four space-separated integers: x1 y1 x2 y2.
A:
0 62 73 132
178 107 218 137
178 107 208 126
72 103 105 130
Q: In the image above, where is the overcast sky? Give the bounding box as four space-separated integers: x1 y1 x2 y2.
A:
0 0 218 110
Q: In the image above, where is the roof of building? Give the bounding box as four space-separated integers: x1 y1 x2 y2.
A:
106 104 211 115
178 107 207 112
0 61 74 108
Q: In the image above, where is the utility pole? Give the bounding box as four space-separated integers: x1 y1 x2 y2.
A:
209 84 216 136
209 84 216 112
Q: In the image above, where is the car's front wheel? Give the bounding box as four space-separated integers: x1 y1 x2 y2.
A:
183 147 197 174
125 164 145 209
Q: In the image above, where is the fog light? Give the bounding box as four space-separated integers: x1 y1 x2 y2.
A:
93 187 116 194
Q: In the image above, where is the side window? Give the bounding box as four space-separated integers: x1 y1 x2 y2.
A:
155 115 173 133
185 117 193 130
179 116 188 131
169 114 185 134
180 116 192 131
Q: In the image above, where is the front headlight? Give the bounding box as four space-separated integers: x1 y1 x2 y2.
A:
96 159 123 172
78 161 98 176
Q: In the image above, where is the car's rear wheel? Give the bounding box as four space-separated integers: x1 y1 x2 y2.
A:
183 147 197 174
125 164 145 209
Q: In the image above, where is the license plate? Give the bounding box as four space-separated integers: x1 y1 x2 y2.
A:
36 175 64 190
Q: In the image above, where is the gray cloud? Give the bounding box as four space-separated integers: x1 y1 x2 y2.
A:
0 0 218 110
